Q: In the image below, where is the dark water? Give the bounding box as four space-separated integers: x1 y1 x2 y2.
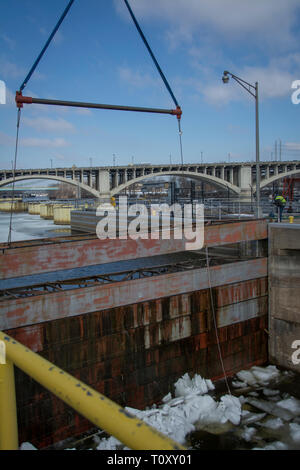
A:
187 367 300 451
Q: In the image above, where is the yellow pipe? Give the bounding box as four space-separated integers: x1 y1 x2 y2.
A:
0 332 185 450
0 357 19 450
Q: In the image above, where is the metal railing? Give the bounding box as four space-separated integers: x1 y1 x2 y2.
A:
0 331 185 451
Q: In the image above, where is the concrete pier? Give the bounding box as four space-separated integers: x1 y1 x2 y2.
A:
40 203 55 220
269 223 300 373
0 199 27 213
28 203 41 215
53 205 74 225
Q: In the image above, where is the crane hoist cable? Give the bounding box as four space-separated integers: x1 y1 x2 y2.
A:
7 108 21 245
16 0 182 124
19 0 75 93
10 0 184 246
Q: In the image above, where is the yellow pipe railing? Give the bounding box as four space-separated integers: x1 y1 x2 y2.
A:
0 331 186 451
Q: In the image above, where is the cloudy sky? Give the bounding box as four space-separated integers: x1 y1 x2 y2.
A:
1 0 300 169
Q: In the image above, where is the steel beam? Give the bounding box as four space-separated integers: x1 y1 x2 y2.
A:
0 258 267 330
0 220 267 280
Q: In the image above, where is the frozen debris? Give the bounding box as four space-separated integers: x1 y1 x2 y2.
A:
251 365 281 385
217 395 241 426
162 392 172 403
96 374 241 448
258 417 284 430
236 370 258 387
263 388 280 397
289 423 300 443
241 426 257 442
241 410 266 425
246 397 294 422
232 380 247 389
277 397 300 416
174 373 214 397
19 442 37 450
253 441 288 450
96 436 123 450
236 365 281 387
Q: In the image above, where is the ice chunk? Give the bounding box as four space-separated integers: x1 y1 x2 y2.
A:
246 397 294 421
289 423 300 443
235 365 281 388
241 410 266 425
232 380 247 389
241 426 256 442
19 442 37 450
218 395 241 425
96 436 122 450
259 417 284 430
162 392 172 403
263 388 280 397
251 365 281 385
254 441 288 450
174 373 214 397
277 397 300 416
236 370 258 386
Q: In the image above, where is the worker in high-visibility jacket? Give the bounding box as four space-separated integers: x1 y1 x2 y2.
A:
274 195 286 222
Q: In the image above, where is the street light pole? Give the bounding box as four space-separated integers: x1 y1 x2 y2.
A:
222 71 261 218
255 81 260 217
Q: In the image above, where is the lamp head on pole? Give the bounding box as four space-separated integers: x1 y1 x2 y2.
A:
222 71 230 84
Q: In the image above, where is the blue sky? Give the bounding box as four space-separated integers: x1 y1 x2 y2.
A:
1 0 300 170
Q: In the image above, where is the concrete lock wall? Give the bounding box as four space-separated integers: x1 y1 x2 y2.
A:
0 220 269 448
268 224 300 373
4 276 268 448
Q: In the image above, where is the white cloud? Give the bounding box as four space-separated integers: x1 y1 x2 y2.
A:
284 142 300 150
22 116 75 133
118 66 160 89
0 131 14 146
0 56 25 79
1 34 16 50
198 54 300 105
21 137 69 148
116 0 300 49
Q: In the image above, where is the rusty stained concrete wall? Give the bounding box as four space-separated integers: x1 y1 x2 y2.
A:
268 224 300 373
5 276 268 448
0 257 267 330
0 219 267 279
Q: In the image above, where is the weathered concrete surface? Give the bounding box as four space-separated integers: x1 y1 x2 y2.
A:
0 257 267 330
268 223 300 373
0 219 267 279
5 277 268 448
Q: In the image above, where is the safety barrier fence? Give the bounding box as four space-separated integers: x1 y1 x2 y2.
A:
0 331 185 451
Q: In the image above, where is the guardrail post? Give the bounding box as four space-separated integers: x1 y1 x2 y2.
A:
0 358 19 450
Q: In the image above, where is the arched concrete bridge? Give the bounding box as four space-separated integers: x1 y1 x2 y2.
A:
0 161 299 201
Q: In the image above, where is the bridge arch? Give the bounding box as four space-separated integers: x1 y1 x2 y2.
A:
260 169 300 190
111 171 241 196
0 175 101 198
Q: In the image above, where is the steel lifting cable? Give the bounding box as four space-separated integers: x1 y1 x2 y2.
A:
11 0 184 245
205 246 232 396
7 109 22 245
8 0 75 246
15 0 184 159
19 0 75 93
